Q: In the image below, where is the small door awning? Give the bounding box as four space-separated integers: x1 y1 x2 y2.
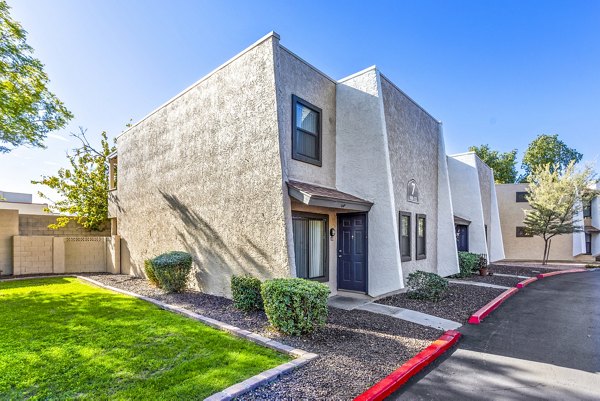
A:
287 180 373 212
585 225 600 234
454 215 471 225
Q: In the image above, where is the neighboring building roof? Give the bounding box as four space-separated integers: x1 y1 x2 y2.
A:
0 191 32 203
287 180 373 212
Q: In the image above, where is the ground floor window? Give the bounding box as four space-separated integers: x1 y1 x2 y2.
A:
586 233 592 255
416 214 426 260
399 211 411 261
292 212 328 281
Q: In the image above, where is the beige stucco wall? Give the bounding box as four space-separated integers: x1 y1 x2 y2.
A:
113 34 291 296
0 210 19 275
381 76 441 279
496 183 577 261
274 45 337 188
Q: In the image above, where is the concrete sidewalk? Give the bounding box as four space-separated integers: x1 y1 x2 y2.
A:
391 270 600 401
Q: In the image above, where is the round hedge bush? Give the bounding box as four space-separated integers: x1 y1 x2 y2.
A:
261 278 330 335
144 259 160 287
231 275 263 311
457 251 479 277
406 270 448 302
151 251 193 293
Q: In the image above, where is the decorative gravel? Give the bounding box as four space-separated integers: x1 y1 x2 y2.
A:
376 283 505 324
85 274 441 400
454 273 522 287
489 263 560 277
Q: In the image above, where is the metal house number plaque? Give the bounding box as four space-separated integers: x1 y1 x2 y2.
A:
407 180 419 203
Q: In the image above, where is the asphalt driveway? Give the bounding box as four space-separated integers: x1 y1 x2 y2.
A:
391 270 600 401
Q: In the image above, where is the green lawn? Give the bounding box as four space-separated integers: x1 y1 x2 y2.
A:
0 278 289 400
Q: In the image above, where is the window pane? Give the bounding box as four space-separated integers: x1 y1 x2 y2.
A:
296 103 318 134
293 219 308 278
297 131 317 159
418 218 425 238
308 220 325 278
401 216 409 237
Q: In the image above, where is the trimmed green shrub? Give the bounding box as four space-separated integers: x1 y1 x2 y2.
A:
144 259 160 287
151 251 193 293
406 271 448 302
231 275 263 311
457 251 479 277
261 278 330 335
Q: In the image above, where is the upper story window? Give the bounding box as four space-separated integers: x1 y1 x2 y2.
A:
292 95 322 166
583 200 592 218
516 191 528 202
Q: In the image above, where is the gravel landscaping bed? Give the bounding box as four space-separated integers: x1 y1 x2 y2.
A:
85 274 440 400
376 283 505 324
454 274 522 287
489 264 559 277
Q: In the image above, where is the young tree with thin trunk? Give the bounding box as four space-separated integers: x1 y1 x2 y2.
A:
523 161 597 264
32 128 115 231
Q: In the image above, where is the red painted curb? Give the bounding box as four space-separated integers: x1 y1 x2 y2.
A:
468 287 519 324
354 330 461 401
536 268 587 279
516 277 538 288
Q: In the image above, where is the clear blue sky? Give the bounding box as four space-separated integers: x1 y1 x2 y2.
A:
2 0 599 202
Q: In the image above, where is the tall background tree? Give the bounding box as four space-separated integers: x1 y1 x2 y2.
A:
32 129 115 231
0 0 72 153
523 161 597 265
521 134 583 182
469 144 518 183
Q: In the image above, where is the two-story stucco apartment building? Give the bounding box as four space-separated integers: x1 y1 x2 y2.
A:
108 32 504 297
496 183 600 263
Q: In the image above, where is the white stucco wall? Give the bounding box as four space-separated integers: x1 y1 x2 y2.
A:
436 125 460 276
335 67 403 296
488 178 506 262
447 154 488 256
592 196 600 256
572 204 586 256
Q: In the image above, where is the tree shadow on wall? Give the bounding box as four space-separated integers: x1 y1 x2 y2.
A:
159 190 275 292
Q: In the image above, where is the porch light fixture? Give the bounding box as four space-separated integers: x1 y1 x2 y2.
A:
330 228 336 237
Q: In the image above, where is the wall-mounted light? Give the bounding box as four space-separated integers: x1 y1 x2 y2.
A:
330 228 336 237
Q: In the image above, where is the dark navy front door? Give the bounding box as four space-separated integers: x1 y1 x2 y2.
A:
337 213 367 292
456 224 469 252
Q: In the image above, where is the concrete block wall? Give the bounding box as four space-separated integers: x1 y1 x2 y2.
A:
13 236 54 275
0 210 19 275
18 214 110 237
12 235 120 276
65 237 107 273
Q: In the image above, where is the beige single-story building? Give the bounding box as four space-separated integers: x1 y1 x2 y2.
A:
496 183 599 262
108 32 505 297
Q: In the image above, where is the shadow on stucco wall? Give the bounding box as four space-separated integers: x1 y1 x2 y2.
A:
159 190 277 295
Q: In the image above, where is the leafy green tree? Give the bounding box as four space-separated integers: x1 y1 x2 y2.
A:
523 161 597 264
521 134 582 182
469 144 518 183
32 128 115 231
0 1 72 153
